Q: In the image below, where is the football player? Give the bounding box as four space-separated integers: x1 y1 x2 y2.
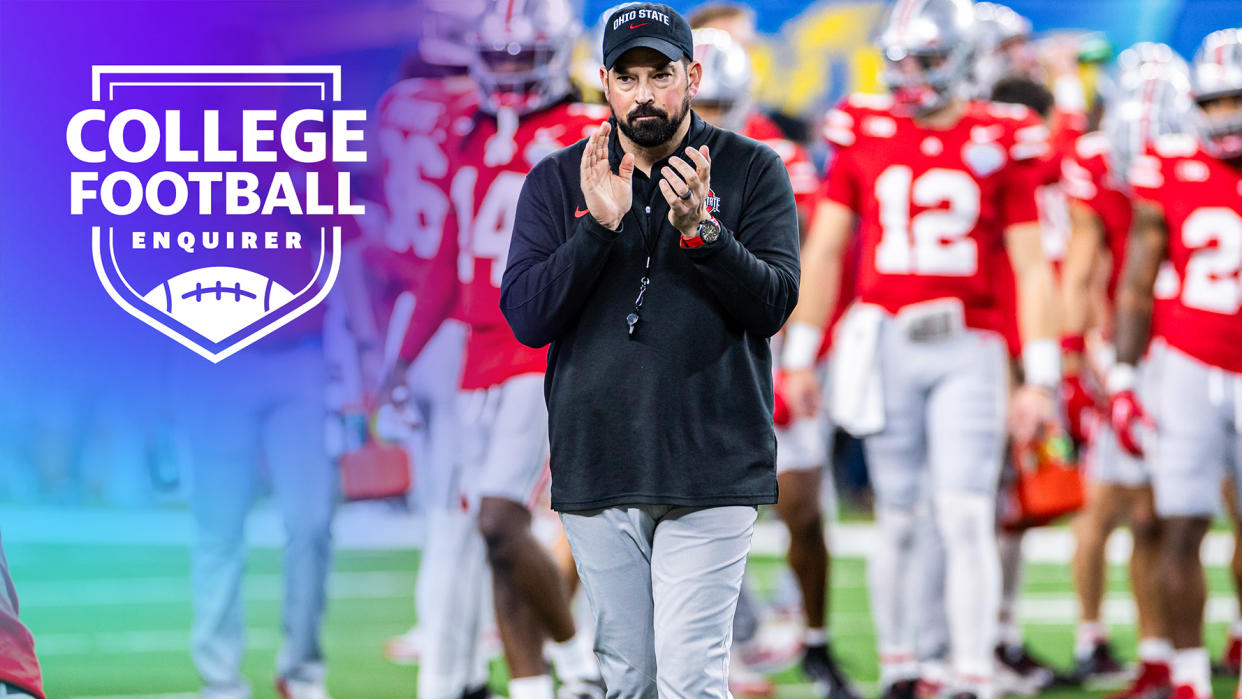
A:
691 26 860 699
370 5 493 696
1060 42 1192 696
985 74 1064 696
1109 27 1242 699
785 1 1060 697
391 1 607 697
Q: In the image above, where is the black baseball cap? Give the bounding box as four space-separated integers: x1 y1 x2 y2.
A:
602 3 694 70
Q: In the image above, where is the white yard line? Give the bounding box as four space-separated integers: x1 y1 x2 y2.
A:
40 628 280 657
18 570 413 608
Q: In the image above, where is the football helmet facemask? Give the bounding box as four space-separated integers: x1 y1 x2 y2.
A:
468 0 580 115
876 0 977 116
691 28 753 131
1191 28 1242 159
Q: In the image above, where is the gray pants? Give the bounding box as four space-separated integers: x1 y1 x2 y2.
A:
175 341 334 698
560 505 757 699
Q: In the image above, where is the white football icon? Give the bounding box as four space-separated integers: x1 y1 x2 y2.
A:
143 266 295 342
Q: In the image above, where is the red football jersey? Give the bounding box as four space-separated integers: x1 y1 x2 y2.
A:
1130 133 1242 372
375 75 477 313
742 116 820 221
821 94 1048 334
1063 132 1132 300
742 111 787 142
1039 107 1087 270
1062 131 1181 342
449 102 611 390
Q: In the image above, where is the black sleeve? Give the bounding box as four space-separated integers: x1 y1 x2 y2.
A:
681 147 801 338
500 158 621 348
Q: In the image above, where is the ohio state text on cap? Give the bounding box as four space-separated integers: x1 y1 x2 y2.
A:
602 3 694 70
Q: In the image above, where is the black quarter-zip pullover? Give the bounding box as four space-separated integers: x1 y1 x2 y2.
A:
500 111 800 511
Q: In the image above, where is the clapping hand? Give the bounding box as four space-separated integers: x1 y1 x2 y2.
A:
659 145 711 238
580 121 635 231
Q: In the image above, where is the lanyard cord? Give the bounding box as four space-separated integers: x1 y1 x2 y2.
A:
627 185 665 339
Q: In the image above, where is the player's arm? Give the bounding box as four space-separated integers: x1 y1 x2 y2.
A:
1113 202 1167 368
781 197 853 417
339 239 385 398
1060 200 1103 376
380 225 461 402
1005 219 1061 442
1056 200 1107 442
1107 201 1167 456
1005 220 1060 366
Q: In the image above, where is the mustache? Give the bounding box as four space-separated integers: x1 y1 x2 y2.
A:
627 105 669 121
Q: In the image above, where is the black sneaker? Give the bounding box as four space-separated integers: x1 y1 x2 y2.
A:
996 642 1056 689
882 679 918 699
1074 640 1126 682
461 685 490 699
801 644 862 699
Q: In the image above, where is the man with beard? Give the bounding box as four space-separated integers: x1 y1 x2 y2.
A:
500 4 801 695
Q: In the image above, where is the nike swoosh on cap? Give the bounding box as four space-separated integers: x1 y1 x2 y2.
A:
575 207 590 217
629 22 650 28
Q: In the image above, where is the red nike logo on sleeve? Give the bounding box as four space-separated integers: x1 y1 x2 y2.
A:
629 22 650 28
575 207 590 218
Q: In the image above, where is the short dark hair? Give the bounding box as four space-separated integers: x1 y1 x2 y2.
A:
990 77 1055 119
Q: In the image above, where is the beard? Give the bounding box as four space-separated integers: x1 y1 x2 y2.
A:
614 91 692 148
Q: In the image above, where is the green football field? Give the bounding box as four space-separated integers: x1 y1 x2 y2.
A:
8 540 1242 699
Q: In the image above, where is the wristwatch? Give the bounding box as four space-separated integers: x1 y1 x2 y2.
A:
696 217 721 244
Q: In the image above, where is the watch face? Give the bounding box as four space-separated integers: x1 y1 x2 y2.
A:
700 219 720 243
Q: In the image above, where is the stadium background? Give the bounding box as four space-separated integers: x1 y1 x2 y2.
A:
0 0 1238 697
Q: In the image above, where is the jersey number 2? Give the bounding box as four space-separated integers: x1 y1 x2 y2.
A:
1181 207 1242 314
875 166 981 276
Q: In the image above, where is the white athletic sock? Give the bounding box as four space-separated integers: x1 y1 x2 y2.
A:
510 675 555 699
1137 638 1173 666
1075 621 1106 659
805 627 829 647
870 505 919 684
1172 648 1210 697
546 633 599 683
933 490 999 690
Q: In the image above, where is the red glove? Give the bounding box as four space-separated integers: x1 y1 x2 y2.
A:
773 372 792 427
1109 389 1152 458
1061 374 1097 445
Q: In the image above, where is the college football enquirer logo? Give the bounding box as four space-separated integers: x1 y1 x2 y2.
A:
68 66 363 362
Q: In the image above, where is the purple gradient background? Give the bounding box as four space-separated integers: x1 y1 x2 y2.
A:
0 1 426 515
0 1 408 413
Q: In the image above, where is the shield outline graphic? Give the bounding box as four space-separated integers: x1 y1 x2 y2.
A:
83 65 348 362
93 225 341 363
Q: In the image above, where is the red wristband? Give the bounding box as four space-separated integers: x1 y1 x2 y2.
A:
1060 335 1086 353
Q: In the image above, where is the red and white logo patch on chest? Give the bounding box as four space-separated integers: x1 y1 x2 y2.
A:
706 188 721 214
